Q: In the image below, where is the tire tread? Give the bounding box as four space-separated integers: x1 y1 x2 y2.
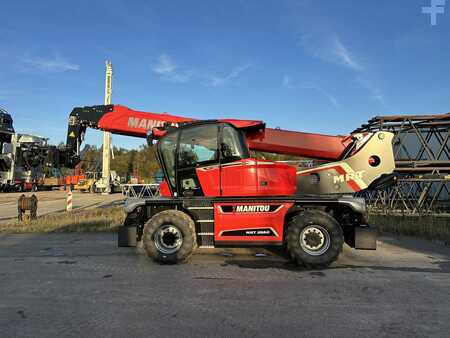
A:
286 209 343 269
142 209 197 264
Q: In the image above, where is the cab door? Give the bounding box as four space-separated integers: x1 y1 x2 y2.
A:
176 123 221 197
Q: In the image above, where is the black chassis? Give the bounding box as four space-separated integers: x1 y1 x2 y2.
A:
119 194 376 250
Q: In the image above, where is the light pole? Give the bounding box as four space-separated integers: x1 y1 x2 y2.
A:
102 61 113 194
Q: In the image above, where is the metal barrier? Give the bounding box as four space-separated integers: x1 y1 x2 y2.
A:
121 184 160 199
358 176 450 215
354 113 450 215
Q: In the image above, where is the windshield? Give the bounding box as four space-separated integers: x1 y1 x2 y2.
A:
220 124 249 162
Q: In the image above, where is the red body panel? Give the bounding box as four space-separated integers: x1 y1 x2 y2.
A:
214 202 294 243
159 180 171 197
220 160 258 196
196 166 221 196
220 159 297 197
161 159 296 197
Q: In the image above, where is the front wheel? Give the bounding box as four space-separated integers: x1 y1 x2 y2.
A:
142 210 197 264
286 210 344 269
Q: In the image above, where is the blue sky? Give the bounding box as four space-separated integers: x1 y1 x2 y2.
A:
1 0 449 148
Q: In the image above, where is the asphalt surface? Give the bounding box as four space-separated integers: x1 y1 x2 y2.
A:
1 233 449 337
0 191 124 221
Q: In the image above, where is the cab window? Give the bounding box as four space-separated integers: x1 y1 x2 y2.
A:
178 124 218 168
159 132 178 187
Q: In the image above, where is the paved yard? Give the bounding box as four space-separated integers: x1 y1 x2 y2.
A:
0 233 449 337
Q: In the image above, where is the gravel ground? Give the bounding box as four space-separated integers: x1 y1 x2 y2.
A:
0 233 449 337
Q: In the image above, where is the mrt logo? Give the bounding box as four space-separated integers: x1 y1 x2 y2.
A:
333 170 365 184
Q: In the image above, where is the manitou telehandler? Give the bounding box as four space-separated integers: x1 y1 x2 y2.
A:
64 105 396 268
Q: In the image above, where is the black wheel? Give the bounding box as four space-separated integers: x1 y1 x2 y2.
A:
142 210 197 264
286 210 344 269
31 184 38 192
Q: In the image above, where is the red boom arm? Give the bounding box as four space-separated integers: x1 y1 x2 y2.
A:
68 104 351 162
246 128 351 161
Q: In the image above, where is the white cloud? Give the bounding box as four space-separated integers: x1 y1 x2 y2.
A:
299 33 363 72
283 74 340 108
22 54 79 73
293 13 383 104
282 74 293 89
151 54 192 83
356 77 384 104
332 37 363 72
152 54 250 86
305 85 341 108
152 54 177 75
209 64 251 87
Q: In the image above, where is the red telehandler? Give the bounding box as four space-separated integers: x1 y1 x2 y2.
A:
64 104 396 268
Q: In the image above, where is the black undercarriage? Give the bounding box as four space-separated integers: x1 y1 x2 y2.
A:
120 194 376 250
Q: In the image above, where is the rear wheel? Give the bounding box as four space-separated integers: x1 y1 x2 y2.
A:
287 210 343 269
142 210 197 264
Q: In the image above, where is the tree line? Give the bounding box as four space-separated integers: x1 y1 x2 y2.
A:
78 145 160 183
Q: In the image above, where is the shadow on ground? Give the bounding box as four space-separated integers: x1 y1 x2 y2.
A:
223 258 450 274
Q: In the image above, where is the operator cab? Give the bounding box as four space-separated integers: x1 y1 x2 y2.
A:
155 122 297 198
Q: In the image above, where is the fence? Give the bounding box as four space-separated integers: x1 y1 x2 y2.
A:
121 184 160 199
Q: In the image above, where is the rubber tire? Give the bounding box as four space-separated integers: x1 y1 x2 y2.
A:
286 209 344 269
142 210 197 264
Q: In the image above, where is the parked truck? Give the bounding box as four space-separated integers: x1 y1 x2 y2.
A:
0 108 65 192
